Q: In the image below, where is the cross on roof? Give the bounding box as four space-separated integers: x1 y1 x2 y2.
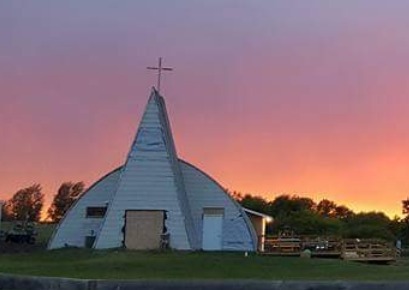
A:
147 57 173 93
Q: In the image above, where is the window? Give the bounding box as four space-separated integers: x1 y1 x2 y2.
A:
86 207 107 218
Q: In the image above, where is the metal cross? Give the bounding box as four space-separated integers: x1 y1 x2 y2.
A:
147 57 173 93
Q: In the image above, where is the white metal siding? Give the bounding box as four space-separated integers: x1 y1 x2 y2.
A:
180 160 257 251
49 90 255 251
94 91 194 250
48 168 121 249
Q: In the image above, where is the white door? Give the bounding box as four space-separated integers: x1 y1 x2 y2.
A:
202 214 223 250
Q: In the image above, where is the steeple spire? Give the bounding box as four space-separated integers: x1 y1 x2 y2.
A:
95 89 197 250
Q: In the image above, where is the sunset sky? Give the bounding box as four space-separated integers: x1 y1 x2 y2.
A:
2 1 409 217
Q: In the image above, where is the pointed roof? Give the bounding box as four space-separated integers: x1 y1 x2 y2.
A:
48 87 257 251
95 88 198 249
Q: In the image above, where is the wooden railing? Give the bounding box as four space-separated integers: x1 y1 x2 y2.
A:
262 235 301 256
260 236 399 262
341 239 398 261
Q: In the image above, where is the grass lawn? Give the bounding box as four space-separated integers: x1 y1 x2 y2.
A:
0 223 408 281
0 250 409 281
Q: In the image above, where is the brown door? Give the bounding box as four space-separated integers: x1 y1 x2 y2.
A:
125 210 164 250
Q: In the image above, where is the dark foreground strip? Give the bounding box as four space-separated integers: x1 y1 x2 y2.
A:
0 274 408 290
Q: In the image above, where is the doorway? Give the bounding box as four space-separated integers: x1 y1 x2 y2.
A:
125 210 164 250
202 208 224 250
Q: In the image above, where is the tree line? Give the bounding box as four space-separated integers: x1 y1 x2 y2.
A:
231 191 409 244
2 182 85 223
4 183 409 245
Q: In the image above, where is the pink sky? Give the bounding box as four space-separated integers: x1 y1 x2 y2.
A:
2 1 409 217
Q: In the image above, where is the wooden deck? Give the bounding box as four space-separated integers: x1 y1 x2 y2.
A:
302 236 342 258
261 236 398 262
263 236 301 256
341 239 398 262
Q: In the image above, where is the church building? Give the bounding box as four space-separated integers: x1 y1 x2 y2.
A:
48 88 271 251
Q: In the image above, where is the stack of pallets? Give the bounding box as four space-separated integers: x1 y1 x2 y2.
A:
263 236 301 256
341 239 398 262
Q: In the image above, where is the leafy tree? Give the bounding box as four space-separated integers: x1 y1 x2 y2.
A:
400 199 409 244
342 212 394 240
269 209 342 236
229 190 397 241
6 184 44 222
47 181 85 223
267 195 317 235
389 216 405 240
402 198 409 219
1 202 13 221
228 190 244 202
333 205 354 219
283 210 342 236
239 194 270 214
316 199 338 217
269 195 316 218
316 199 354 219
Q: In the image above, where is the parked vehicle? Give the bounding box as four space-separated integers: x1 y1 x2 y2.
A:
5 222 37 244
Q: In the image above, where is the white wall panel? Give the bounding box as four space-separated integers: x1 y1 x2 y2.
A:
48 168 121 249
95 90 196 250
180 160 257 251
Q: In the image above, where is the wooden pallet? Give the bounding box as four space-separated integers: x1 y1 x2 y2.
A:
261 236 398 262
263 236 301 256
262 235 342 257
341 239 397 262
